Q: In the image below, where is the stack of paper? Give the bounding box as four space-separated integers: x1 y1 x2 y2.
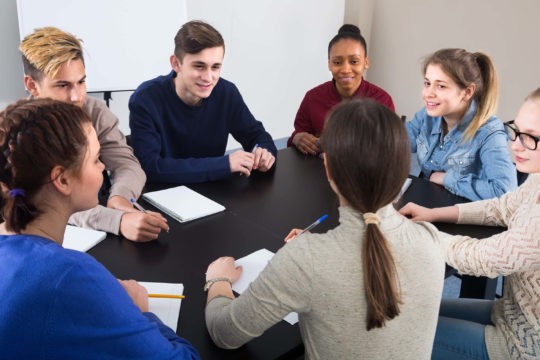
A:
142 186 225 223
62 225 106 252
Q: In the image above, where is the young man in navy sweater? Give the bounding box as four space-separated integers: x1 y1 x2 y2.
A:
129 20 277 184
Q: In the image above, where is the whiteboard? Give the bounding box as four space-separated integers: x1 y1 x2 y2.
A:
16 0 186 92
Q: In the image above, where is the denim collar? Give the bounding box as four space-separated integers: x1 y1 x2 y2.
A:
430 100 478 139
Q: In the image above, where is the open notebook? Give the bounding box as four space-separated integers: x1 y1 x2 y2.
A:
62 225 106 252
139 282 184 332
142 186 225 223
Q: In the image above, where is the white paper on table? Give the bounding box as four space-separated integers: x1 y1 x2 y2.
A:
233 249 298 325
139 282 184 331
394 178 412 203
62 225 106 252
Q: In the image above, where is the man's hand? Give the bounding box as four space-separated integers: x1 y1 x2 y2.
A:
229 150 255 176
253 147 275 172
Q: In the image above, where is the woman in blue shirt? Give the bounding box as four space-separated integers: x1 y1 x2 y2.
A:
0 99 199 359
406 48 516 200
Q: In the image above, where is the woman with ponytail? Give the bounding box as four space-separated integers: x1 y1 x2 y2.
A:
205 99 447 359
407 48 517 201
0 99 199 359
401 88 540 359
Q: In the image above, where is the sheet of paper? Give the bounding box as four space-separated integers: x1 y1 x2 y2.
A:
62 225 106 252
139 282 184 332
233 249 298 325
399 178 412 198
143 185 225 223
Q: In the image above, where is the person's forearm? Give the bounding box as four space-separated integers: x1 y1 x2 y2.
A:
432 205 459 223
207 281 234 304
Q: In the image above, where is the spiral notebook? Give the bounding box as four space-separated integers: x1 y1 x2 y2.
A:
142 185 225 223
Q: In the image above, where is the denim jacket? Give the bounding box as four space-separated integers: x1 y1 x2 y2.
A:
406 101 517 200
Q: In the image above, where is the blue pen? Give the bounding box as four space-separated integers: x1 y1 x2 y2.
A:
130 198 147 213
251 143 259 153
297 214 328 237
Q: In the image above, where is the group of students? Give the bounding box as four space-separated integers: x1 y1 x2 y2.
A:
0 18 537 360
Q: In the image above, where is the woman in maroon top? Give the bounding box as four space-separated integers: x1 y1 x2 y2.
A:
288 24 395 155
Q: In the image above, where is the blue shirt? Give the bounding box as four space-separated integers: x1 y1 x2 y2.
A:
0 234 200 359
406 101 517 200
129 71 277 184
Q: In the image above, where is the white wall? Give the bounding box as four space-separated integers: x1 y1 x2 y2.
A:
2 1 539 141
0 1 27 109
365 0 540 121
2 0 344 148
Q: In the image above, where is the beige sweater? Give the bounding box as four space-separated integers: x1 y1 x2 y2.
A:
447 173 540 360
206 205 446 359
68 96 146 234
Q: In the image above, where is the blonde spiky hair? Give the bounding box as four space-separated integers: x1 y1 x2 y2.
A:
19 27 84 80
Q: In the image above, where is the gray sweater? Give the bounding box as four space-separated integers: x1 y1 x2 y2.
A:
206 205 447 359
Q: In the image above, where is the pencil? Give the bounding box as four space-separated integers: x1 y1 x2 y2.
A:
148 294 185 299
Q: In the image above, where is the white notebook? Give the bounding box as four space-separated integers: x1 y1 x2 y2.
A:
142 186 225 223
139 282 184 332
62 225 106 252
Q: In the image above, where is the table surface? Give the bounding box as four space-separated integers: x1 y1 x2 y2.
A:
89 147 504 359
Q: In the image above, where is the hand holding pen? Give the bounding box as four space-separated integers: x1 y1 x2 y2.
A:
284 214 328 243
116 198 169 242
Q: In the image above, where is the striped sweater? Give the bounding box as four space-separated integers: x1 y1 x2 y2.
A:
446 173 540 359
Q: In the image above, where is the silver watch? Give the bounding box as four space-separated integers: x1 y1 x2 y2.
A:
203 277 232 292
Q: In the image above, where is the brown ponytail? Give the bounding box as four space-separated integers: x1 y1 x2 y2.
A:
321 99 410 330
0 99 91 232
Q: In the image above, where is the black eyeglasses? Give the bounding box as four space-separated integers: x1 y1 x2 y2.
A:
504 121 540 151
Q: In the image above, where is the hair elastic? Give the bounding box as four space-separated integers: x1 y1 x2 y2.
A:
8 188 26 199
363 212 380 226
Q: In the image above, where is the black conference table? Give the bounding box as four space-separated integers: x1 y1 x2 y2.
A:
88 147 504 359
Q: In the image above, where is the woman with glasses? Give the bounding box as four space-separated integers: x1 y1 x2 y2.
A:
406 48 517 201
400 89 540 359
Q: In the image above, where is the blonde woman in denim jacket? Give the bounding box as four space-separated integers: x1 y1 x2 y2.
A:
406 48 517 201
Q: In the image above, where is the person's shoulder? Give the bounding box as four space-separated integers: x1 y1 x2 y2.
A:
361 79 392 99
213 77 238 94
410 106 430 124
13 234 102 278
132 72 174 97
305 81 334 96
473 115 505 141
83 96 108 113
481 115 505 131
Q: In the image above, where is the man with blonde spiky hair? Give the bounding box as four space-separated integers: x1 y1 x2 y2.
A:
20 26 168 242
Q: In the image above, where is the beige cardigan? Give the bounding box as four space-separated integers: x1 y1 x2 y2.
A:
446 173 540 360
68 96 146 234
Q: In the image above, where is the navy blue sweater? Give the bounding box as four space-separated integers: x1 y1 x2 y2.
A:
129 71 277 184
